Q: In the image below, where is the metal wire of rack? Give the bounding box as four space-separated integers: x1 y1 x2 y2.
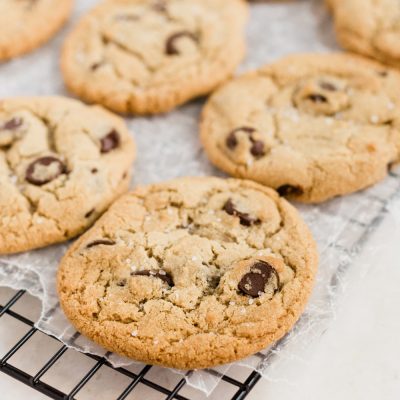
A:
0 288 261 400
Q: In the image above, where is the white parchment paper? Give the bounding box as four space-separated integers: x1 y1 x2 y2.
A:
1 0 400 396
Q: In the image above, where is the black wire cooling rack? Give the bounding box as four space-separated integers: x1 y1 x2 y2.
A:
0 288 261 400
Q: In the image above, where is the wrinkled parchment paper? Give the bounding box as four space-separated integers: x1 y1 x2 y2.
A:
1 0 400 396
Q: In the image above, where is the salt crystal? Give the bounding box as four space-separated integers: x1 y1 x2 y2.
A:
370 115 379 124
229 301 236 306
9 175 18 184
248 299 254 305
131 330 138 337
387 102 395 110
191 256 198 261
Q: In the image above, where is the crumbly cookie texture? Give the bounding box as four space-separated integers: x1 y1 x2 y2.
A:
61 0 248 115
200 53 400 203
0 0 73 61
328 0 400 68
0 97 136 254
57 177 318 369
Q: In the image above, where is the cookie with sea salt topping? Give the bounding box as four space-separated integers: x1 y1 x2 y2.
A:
61 0 248 115
0 0 73 61
200 53 400 203
0 97 136 254
57 177 318 369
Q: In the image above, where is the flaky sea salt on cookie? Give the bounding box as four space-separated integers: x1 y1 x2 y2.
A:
61 0 248 115
201 53 400 203
57 177 318 369
0 97 136 254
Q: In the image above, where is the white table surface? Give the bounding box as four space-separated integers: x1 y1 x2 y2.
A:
1 197 400 400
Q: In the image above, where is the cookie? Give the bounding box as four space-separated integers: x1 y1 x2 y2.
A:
61 0 248 115
0 0 73 61
200 53 400 203
0 97 136 254
328 0 400 68
57 177 318 369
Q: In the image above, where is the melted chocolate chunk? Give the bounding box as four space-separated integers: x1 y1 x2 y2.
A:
319 81 337 91
25 156 67 186
378 70 388 77
307 94 328 103
132 270 174 286
116 279 127 287
277 185 304 197
1 117 23 131
86 239 116 248
223 199 260 227
165 31 198 55
226 132 238 149
250 140 265 157
225 127 257 150
238 261 280 297
100 130 120 153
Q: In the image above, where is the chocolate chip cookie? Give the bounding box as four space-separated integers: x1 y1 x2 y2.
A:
328 0 400 68
57 177 318 369
0 97 136 254
200 53 400 203
61 0 248 115
0 0 73 61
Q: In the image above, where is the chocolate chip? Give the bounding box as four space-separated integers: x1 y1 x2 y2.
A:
25 156 67 186
100 130 120 153
277 185 304 197
320 82 337 91
307 94 328 103
226 132 238 149
238 261 280 298
165 31 198 55
250 140 265 157
378 70 388 77
91 62 103 71
91 168 98 174
86 239 116 248
131 270 174 286
223 199 260 227
225 127 256 150
116 279 127 287
85 209 95 218
1 117 23 130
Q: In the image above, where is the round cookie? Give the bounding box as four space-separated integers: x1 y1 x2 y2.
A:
61 0 248 115
0 97 136 254
0 0 73 61
200 53 400 203
328 0 400 68
57 177 318 369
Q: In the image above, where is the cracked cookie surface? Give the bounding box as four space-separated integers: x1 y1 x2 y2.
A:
57 177 318 369
61 0 248 115
200 53 400 203
0 0 73 61
0 97 136 254
328 0 400 68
